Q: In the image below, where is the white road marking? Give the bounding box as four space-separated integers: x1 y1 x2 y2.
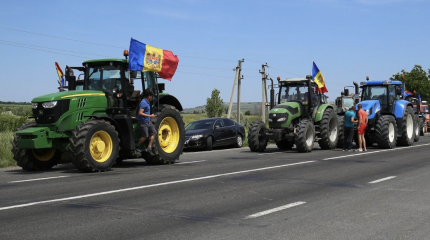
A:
0 161 315 211
322 143 430 161
369 176 396 184
258 152 284 156
245 201 306 219
176 160 207 164
8 176 69 183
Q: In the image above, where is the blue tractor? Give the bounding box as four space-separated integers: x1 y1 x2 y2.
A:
356 79 418 148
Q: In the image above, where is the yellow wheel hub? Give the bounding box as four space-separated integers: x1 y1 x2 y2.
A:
90 130 113 163
158 117 179 153
32 148 56 161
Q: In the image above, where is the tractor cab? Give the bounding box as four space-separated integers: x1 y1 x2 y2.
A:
278 78 322 118
360 80 402 114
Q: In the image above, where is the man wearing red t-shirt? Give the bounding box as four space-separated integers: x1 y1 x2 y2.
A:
357 104 368 151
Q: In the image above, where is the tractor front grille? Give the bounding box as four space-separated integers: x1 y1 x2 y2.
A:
32 100 70 124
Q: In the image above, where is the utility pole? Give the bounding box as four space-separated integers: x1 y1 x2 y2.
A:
227 59 244 119
260 63 269 123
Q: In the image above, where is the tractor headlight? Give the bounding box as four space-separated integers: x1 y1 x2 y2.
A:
191 134 203 140
32 103 38 109
366 109 370 116
268 118 273 122
277 117 286 122
42 101 58 108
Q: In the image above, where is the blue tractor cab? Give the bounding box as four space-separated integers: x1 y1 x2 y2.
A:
356 79 417 148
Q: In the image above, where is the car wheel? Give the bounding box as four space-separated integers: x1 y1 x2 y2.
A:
235 134 243 148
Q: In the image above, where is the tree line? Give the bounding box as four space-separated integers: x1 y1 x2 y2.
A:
390 65 430 101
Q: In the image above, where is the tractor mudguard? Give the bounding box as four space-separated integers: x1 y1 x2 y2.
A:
268 102 301 128
393 100 411 119
158 94 183 111
314 104 333 122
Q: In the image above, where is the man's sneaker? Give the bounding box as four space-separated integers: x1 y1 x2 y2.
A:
347 149 352 152
146 147 154 156
135 148 142 153
152 146 158 155
343 149 346 151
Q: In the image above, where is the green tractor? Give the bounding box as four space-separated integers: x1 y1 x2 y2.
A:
335 82 360 148
12 52 185 172
248 75 338 153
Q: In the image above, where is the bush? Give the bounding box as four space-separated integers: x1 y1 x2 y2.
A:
0 114 29 132
0 131 16 168
244 110 251 115
229 111 249 128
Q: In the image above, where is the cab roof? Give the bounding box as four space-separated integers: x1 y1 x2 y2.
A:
362 80 403 86
82 58 128 65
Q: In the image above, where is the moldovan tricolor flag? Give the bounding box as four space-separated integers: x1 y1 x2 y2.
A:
129 38 179 81
55 62 65 86
312 61 328 93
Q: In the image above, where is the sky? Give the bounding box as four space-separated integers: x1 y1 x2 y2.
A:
0 0 429 109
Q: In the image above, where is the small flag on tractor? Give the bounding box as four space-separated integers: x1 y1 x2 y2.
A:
55 62 65 87
311 61 328 93
128 38 179 81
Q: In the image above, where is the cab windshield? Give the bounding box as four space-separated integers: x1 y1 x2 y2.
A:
85 65 123 93
280 85 309 103
343 98 354 109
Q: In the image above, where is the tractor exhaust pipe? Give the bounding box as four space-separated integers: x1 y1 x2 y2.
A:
353 81 359 94
269 78 275 110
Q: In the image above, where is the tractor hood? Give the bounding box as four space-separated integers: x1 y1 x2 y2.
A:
268 102 301 128
32 90 106 103
356 100 380 119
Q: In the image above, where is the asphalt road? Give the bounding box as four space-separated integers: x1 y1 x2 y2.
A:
1 135 430 240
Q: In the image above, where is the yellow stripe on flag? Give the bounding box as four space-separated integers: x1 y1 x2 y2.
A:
314 72 325 88
143 45 164 73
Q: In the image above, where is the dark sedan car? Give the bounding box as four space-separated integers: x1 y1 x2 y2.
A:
185 117 246 151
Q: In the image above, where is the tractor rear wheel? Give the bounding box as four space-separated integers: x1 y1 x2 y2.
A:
144 104 185 165
413 115 420 142
276 140 294 150
12 121 61 171
397 106 415 146
419 118 425 136
69 120 120 172
248 120 268 152
336 116 344 148
375 115 397 149
318 108 338 149
295 119 314 153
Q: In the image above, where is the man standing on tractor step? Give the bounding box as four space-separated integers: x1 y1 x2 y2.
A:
343 106 357 151
136 89 157 155
356 104 368 152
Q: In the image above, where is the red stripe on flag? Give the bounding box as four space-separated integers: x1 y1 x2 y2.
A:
158 50 179 81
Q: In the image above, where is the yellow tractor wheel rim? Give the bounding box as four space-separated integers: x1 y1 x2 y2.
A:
158 117 180 153
32 148 56 161
90 130 113 163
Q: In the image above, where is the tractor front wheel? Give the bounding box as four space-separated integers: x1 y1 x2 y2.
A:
12 121 61 171
69 120 120 172
375 115 397 149
295 119 315 153
318 108 338 149
144 104 185 165
248 121 268 152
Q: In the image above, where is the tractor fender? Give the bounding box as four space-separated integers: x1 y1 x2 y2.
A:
86 115 135 151
314 104 333 122
393 100 413 119
158 95 183 111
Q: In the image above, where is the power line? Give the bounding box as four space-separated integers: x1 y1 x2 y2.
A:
0 41 88 58
0 25 124 49
0 39 111 58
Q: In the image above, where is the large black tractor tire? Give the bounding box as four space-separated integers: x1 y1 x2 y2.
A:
375 115 397 149
276 140 294 150
248 120 268 152
397 106 415 146
318 108 339 150
12 121 61 171
336 116 344 148
413 115 420 142
419 118 425 136
295 119 315 153
69 120 120 172
145 104 185 165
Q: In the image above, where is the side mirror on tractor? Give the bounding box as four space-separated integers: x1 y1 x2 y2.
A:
158 83 165 93
66 75 76 91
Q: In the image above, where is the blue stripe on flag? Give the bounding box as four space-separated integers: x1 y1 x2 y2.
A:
129 38 146 71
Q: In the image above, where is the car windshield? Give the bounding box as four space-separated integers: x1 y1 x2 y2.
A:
280 85 309 103
185 120 215 130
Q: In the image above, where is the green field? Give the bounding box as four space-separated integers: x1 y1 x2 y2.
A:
0 131 14 168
